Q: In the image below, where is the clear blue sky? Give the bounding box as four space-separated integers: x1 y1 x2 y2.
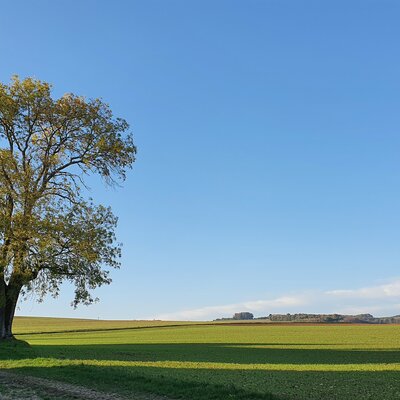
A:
1 0 400 320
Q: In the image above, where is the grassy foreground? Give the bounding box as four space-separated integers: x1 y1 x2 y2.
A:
0 317 400 399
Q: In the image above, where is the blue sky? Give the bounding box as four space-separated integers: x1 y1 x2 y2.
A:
1 0 400 320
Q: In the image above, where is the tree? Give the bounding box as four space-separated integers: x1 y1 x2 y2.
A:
0 76 136 339
232 312 254 320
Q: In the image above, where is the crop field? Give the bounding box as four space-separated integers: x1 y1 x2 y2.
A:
0 317 399 399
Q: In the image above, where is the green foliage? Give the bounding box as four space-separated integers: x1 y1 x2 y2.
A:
0 77 136 333
1 318 400 399
232 312 254 320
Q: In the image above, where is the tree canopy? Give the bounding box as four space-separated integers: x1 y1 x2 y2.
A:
0 76 136 338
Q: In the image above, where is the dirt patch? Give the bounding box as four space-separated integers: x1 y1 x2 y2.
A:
0 370 172 400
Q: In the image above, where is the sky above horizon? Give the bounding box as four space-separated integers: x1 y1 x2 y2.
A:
1 0 400 320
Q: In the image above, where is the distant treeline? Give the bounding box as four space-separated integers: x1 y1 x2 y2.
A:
214 312 400 324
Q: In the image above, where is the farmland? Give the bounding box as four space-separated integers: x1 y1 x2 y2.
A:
0 317 400 399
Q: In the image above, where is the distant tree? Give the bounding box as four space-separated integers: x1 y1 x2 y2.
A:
0 77 136 338
233 312 254 320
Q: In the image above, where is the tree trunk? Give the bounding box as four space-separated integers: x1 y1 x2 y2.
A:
3 282 22 339
0 278 6 339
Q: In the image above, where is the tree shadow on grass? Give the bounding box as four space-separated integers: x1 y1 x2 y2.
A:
6 364 280 400
6 364 400 400
1 341 400 399
2 342 400 365
1 337 400 399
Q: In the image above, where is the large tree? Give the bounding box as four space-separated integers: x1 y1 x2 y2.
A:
0 76 136 338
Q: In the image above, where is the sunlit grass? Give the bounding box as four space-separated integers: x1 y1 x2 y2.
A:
2 358 400 372
13 316 196 334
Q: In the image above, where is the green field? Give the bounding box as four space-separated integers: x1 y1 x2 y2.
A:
1 317 400 399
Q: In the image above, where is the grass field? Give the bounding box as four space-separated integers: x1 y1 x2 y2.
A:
1 317 400 399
